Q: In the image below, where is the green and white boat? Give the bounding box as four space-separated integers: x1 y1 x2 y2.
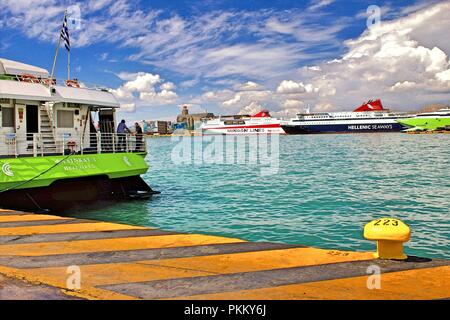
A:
0 58 155 212
397 108 450 131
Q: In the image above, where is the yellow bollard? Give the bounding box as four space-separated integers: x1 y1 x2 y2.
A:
364 218 411 260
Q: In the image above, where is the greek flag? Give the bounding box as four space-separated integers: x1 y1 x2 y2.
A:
60 14 70 52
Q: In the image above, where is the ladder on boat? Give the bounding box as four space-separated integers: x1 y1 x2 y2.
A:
33 106 57 154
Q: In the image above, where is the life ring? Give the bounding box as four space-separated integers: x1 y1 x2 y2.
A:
19 74 39 83
65 80 81 88
67 141 77 151
42 78 56 86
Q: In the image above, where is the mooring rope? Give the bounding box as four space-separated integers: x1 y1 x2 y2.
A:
0 152 75 194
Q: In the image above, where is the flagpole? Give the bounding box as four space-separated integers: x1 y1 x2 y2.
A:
68 49 70 80
50 34 62 85
50 10 67 86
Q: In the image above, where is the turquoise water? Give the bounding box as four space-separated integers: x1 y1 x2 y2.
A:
70 133 449 259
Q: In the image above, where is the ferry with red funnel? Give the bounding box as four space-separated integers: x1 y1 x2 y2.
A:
282 100 410 134
201 110 285 135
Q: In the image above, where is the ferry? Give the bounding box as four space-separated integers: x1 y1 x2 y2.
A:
396 108 450 131
0 58 156 212
200 110 285 135
281 100 410 134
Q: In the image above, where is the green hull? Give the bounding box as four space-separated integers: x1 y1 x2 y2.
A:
0 153 149 191
397 116 450 131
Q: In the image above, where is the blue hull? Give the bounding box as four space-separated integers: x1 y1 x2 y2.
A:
282 123 405 134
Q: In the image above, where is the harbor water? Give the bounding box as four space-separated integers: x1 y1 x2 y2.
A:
70 133 450 259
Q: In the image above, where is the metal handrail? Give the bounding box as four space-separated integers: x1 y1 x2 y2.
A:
1 75 110 91
0 132 146 158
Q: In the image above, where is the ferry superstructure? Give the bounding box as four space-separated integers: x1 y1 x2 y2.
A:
201 110 285 135
396 108 450 131
0 58 154 212
281 100 409 134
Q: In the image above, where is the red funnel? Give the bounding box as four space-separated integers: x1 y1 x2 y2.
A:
354 99 384 112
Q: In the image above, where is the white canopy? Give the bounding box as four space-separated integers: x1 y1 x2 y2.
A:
0 80 120 107
0 80 52 101
53 86 120 108
0 58 120 108
0 58 49 78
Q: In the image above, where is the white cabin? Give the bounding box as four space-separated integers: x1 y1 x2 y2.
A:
0 58 139 157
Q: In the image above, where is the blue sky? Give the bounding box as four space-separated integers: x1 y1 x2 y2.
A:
1 0 449 121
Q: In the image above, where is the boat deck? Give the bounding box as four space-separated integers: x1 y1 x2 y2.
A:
0 208 448 300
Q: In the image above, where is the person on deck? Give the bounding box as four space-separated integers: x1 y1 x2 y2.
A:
134 122 144 152
117 119 131 151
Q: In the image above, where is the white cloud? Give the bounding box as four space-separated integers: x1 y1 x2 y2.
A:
308 0 335 12
280 1 450 111
120 103 136 113
200 90 235 103
111 72 178 111
124 73 161 92
156 89 178 101
277 80 305 94
436 69 450 82
88 0 114 12
276 80 317 94
99 53 109 61
0 1 345 82
192 1 450 116
0 0 160 47
112 86 134 100
223 94 242 107
179 79 199 88
390 81 418 92
271 108 301 119
238 101 264 115
160 82 176 91
314 102 334 111
234 81 264 91
283 99 304 109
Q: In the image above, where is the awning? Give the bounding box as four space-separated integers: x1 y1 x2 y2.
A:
53 86 120 108
0 80 52 101
0 58 49 78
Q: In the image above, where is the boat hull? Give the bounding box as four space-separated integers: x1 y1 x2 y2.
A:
282 122 406 134
0 153 155 212
0 175 155 212
397 117 450 131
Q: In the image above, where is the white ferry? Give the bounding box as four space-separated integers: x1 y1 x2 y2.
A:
201 110 285 135
281 100 410 134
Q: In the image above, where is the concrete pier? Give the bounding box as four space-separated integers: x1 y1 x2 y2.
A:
0 208 448 300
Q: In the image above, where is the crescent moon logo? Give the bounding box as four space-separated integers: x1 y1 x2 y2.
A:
2 163 14 177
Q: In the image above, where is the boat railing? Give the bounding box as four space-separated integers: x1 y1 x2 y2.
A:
1 74 110 91
0 132 146 158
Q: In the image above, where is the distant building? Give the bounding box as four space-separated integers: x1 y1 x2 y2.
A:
142 120 173 135
157 121 171 134
420 104 450 113
176 105 214 130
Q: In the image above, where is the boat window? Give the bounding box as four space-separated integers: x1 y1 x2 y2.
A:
1 107 14 127
57 110 75 128
224 120 245 125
